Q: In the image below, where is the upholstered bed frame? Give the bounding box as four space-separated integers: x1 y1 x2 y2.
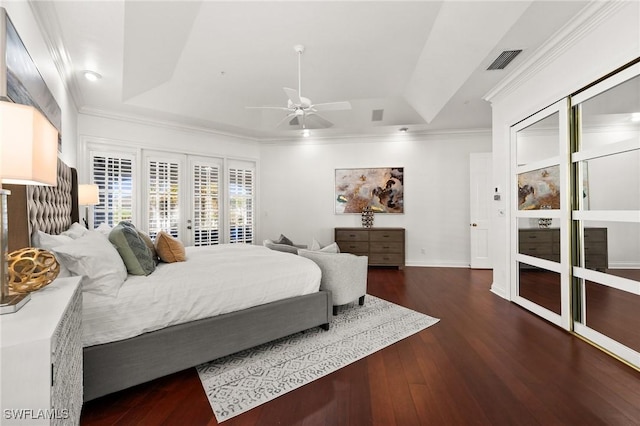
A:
7 160 332 401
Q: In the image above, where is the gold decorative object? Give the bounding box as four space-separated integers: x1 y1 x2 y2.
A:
7 248 60 293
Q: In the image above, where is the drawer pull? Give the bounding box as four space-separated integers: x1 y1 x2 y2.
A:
349 234 356 237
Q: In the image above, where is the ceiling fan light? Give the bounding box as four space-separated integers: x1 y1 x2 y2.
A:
302 129 310 137
399 127 409 133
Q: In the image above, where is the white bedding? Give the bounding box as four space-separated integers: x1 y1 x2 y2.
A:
82 244 321 347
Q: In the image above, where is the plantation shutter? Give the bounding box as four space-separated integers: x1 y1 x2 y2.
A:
192 162 220 246
228 164 254 244
90 152 135 227
147 158 181 239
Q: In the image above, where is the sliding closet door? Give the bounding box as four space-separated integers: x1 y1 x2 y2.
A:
511 99 571 329
571 64 640 368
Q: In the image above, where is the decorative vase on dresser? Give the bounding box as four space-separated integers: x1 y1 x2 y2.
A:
0 276 82 425
335 227 405 268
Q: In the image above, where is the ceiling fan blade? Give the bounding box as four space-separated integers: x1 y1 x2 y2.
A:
246 106 291 111
283 87 302 105
311 101 352 111
275 113 295 128
306 112 333 128
289 116 299 126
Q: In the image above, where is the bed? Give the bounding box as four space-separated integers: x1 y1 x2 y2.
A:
6 159 332 401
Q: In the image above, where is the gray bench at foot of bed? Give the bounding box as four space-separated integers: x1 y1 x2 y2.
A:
83 290 332 401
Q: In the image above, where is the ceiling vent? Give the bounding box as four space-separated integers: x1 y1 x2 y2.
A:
371 109 384 122
487 50 522 70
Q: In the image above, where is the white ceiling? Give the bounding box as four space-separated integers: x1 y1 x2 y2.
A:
34 0 590 140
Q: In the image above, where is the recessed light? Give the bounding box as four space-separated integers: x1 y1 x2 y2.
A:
83 70 102 82
399 127 408 133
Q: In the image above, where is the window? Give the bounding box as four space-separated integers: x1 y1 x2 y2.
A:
192 162 220 246
147 158 181 239
228 165 254 244
90 152 135 227
87 142 257 245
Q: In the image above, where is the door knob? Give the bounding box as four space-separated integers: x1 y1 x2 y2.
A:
471 223 477 227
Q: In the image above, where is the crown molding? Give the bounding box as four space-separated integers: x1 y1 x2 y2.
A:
29 0 83 110
79 106 261 144
258 127 492 146
484 0 627 104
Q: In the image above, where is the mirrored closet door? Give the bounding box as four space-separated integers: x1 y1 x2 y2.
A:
571 64 640 368
511 99 572 329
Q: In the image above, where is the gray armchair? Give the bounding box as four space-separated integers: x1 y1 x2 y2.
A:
298 250 368 315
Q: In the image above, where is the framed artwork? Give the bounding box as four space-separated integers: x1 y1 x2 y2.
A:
518 165 560 210
0 8 62 151
335 167 404 214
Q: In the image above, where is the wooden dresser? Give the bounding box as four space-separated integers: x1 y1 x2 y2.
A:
335 227 405 268
518 227 608 271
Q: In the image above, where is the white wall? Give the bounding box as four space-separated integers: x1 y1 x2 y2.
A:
259 132 491 267
1 2 78 166
77 114 260 181
488 1 640 298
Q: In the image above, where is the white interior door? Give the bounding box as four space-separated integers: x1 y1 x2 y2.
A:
470 152 492 268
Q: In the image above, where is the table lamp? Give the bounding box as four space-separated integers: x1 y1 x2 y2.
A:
0 101 58 314
78 184 99 228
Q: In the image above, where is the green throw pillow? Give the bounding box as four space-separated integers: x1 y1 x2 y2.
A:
109 222 156 275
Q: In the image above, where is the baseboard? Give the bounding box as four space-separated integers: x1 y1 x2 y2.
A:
490 282 507 299
405 260 470 268
607 262 640 269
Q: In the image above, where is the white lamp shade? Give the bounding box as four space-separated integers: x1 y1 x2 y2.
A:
78 184 99 206
0 101 59 186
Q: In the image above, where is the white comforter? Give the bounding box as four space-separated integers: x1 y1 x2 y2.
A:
82 244 321 347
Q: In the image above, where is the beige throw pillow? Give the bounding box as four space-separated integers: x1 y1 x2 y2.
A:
155 231 186 263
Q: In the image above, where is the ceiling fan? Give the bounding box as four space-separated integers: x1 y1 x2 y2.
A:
247 45 351 129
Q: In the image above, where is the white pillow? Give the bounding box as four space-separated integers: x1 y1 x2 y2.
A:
33 231 74 250
95 222 113 237
61 222 89 239
52 231 127 297
319 242 340 253
309 238 340 253
32 231 74 277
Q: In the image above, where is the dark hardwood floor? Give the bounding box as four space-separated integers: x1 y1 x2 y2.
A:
81 267 640 425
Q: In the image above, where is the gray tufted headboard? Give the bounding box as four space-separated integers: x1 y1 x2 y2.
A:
6 158 79 251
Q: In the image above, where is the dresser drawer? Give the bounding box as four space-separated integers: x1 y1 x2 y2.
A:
338 241 369 254
369 253 404 265
369 230 404 242
519 230 555 243
519 242 552 255
369 241 403 254
336 229 369 242
585 228 607 242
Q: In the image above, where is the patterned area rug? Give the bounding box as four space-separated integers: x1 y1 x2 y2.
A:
196 295 439 422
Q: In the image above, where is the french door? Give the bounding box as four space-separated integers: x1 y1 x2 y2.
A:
143 151 255 246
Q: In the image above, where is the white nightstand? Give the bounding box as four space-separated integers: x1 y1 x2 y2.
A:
0 276 83 425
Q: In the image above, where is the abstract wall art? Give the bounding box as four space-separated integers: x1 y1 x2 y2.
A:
335 167 404 214
518 165 560 210
1 8 62 150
